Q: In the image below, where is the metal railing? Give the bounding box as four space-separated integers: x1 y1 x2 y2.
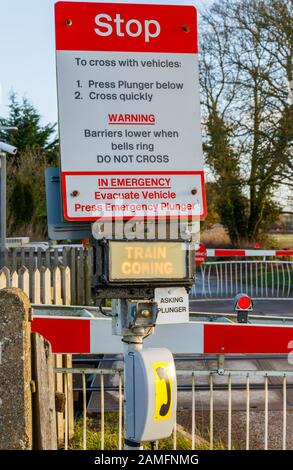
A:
54 366 293 451
191 260 293 299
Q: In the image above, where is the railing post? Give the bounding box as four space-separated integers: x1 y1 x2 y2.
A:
217 354 225 374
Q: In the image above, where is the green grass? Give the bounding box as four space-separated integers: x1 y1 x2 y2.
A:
68 415 226 450
268 234 293 249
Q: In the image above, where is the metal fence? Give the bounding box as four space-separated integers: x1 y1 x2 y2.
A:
191 260 293 299
54 366 293 451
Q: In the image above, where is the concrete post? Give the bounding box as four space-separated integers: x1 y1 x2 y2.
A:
0 288 33 449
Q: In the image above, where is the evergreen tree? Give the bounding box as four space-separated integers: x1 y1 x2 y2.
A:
0 92 59 165
8 177 35 229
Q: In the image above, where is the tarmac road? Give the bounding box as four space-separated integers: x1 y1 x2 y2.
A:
190 298 293 316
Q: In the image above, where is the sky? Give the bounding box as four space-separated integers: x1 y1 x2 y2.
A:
0 0 210 126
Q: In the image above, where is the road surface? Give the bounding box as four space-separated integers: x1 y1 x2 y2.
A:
190 299 293 316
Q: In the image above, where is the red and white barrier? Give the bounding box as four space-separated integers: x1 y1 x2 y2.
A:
206 249 293 258
32 316 293 355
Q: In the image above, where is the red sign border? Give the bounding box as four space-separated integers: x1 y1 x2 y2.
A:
55 1 198 53
61 170 207 221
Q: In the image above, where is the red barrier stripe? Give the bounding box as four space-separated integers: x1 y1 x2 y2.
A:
276 251 293 257
204 323 293 354
32 317 91 353
210 249 293 258
214 249 246 257
32 317 293 355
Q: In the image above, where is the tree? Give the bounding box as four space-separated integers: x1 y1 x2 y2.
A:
0 94 58 238
7 148 48 239
0 93 59 165
9 177 35 229
200 182 221 231
204 108 248 244
200 0 293 244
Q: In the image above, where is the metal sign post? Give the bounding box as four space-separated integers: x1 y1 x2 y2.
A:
111 298 177 448
0 152 6 268
0 127 18 268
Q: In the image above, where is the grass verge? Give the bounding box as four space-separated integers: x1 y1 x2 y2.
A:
68 415 226 450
